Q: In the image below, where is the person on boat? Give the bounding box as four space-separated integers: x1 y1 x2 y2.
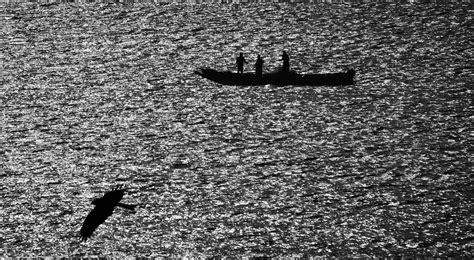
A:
255 55 264 76
282 51 290 73
236 53 247 74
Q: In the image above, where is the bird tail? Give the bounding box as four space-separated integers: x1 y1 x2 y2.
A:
117 203 137 212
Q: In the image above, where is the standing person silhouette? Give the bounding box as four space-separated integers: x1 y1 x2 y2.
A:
255 55 264 76
282 51 290 73
236 53 247 74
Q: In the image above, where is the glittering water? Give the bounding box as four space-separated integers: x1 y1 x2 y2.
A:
0 1 472 257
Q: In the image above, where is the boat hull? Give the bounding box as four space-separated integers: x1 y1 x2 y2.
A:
194 68 355 86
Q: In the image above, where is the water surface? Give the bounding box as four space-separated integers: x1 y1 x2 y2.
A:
0 1 472 257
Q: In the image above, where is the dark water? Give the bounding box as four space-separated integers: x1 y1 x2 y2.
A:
1 1 472 257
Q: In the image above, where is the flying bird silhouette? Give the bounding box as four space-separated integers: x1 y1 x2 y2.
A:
80 185 137 242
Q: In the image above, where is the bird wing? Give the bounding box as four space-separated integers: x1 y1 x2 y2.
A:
80 186 132 241
102 189 125 204
80 205 115 241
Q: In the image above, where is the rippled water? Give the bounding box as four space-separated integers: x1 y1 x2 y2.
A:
1 1 472 257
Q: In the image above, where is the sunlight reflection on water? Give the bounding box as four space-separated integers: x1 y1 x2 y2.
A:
1 1 472 257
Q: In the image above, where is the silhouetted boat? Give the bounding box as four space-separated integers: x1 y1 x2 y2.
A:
194 68 355 86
